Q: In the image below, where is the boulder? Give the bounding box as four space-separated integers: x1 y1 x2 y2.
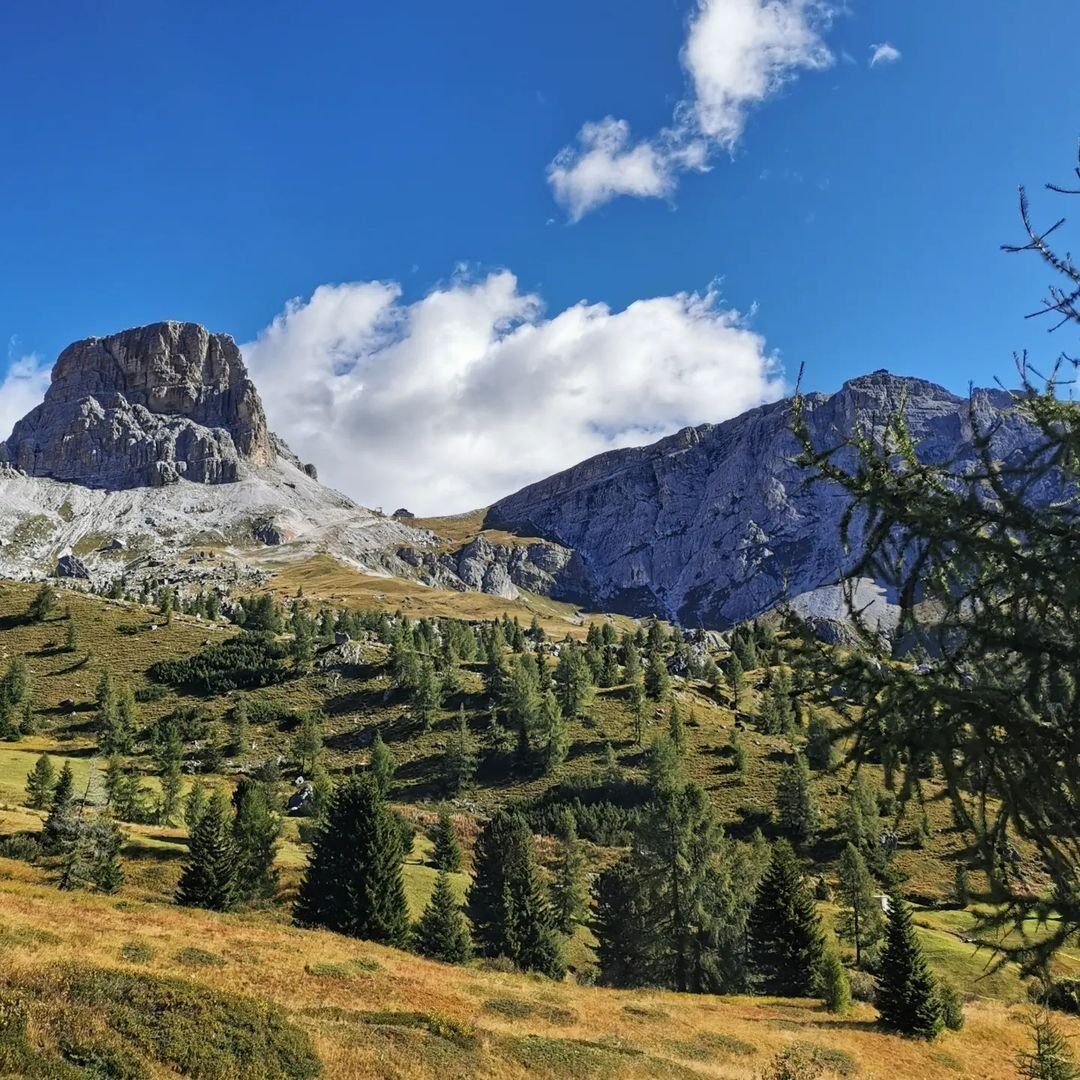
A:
54 554 90 579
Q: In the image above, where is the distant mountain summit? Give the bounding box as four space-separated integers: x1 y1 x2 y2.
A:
485 371 1036 631
0 322 293 487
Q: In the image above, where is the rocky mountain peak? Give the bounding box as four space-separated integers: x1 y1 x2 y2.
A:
0 322 279 488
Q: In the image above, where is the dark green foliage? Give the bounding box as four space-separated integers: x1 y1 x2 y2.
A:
232 779 281 901
413 870 472 964
292 711 323 772
176 789 239 912
554 645 594 718
58 814 124 893
836 842 884 968
550 809 587 934
369 732 395 796
748 840 825 997
757 667 795 735
432 805 462 873
644 649 671 701
42 762 78 853
466 809 565 978
821 942 851 1013
294 774 409 946
25 584 57 623
24 753 56 810
149 633 290 693
805 711 834 770
935 979 965 1031
594 784 762 994
876 893 943 1038
776 753 819 848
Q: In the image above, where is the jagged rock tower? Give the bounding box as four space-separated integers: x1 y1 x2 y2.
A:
0 322 278 487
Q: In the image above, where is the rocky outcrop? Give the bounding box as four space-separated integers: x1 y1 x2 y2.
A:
0 322 275 488
485 372 1038 628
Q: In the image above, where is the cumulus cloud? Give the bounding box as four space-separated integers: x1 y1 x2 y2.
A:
869 42 901 68
549 0 835 219
0 350 50 443
243 272 784 515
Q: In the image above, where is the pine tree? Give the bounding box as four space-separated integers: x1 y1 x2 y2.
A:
184 778 208 831
821 939 851 1013
550 809 587 934
645 650 671 701
42 762 78 853
748 840 825 997
805 711 834 770
176 789 239 911
466 809 565 978
413 870 472 964
432 804 462 873
836 842 884 968
293 711 323 773
776 753 820 848
369 732 396 796
1017 1010 1079 1080
232 778 281 900
442 708 476 796
25 752 56 810
554 645 594 719
294 773 409 946
539 690 569 776
876 892 943 1038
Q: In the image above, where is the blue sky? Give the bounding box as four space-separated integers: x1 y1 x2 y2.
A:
1 1 1078 512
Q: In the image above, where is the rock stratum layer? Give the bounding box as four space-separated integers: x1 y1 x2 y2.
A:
485 371 1038 629
1 322 276 488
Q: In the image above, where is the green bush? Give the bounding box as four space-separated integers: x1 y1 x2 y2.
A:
149 633 289 694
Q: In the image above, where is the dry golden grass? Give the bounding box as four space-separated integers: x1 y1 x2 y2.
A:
0 855 1069 1079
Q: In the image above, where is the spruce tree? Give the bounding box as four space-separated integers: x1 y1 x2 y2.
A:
232 778 281 900
176 789 239 911
25 752 56 810
42 762 78 853
369 732 395 796
413 870 472 964
550 809 587 934
748 840 825 997
836 842 884 968
466 809 564 978
776 753 819 848
805 711 834 770
184 778 208 831
438 708 473 798
294 773 408 946
876 892 943 1038
1017 1011 1079 1080
645 649 671 701
432 804 462 873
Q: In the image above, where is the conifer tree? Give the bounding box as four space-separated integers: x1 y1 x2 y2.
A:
748 840 825 997
1017 1011 1079 1080
554 645 594 719
550 809 587 934
729 726 748 781
539 690 569 776
623 639 642 682
645 650 671 701
442 707 476 796
412 656 443 730
836 842 884 968
25 752 56 810
369 732 396 797
805 711 834 770
432 804 462 873
176 789 239 911
629 673 647 745
232 778 281 900
230 698 250 755
293 711 323 773
63 619 79 653
294 773 409 946
159 759 182 825
821 939 851 1013
728 654 745 711
42 762 78 853
184 778 208 831
758 668 795 735
466 809 565 978
776 753 820 848
414 870 472 964
876 892 943 1038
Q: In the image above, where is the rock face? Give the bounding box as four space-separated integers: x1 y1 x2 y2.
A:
0 322 274 488
485 372 1037 628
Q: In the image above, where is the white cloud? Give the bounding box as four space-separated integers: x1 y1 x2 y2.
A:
0 350 50 444
549 0 835 219
869 42 901 68
243 272 784 515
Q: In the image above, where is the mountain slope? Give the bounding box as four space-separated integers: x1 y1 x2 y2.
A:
485 372 1037 628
